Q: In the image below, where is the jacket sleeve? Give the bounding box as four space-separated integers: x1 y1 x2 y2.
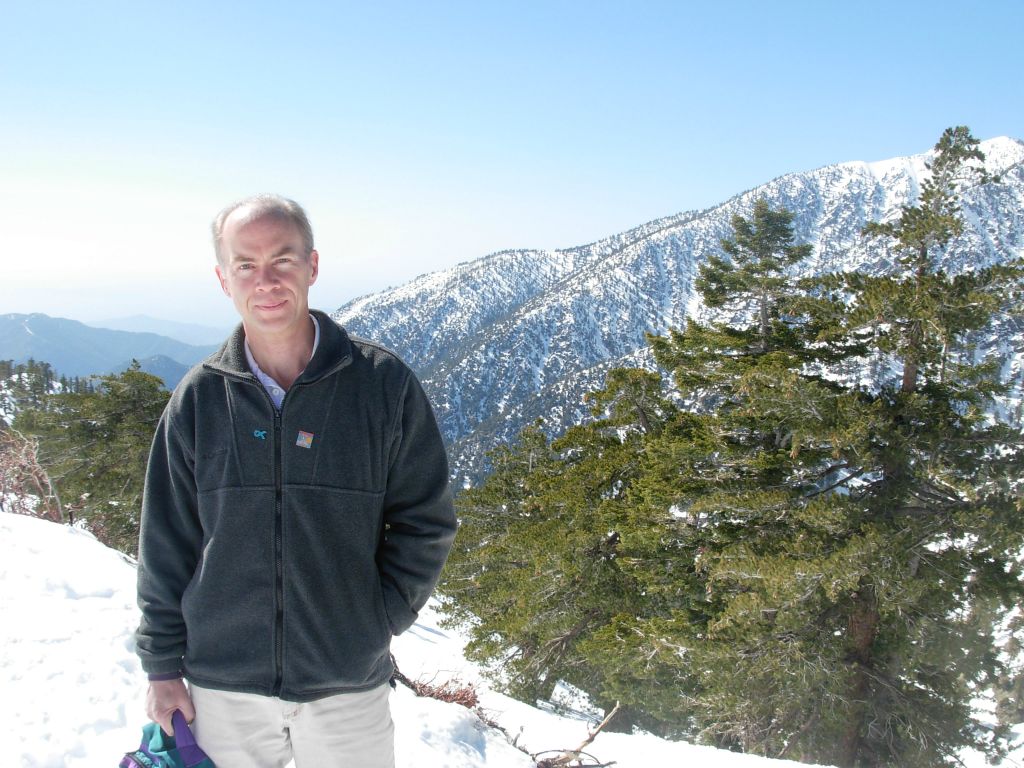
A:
378 370 457 635
134 403 203 676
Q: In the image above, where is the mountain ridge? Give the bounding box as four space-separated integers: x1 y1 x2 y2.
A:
85 314 231 346
0 313 218 387
334 136 1024 481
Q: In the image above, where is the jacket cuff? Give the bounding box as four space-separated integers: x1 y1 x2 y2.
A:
148 670 184 682
140 655 186 678
382 582 418 635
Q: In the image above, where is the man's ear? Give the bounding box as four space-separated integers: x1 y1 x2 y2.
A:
309 250 319 286
215 264 231 297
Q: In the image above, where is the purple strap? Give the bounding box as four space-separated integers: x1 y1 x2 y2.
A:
171 710 211 767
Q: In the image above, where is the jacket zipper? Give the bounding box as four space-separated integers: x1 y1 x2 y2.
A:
215 369 330 697
272 408 284 696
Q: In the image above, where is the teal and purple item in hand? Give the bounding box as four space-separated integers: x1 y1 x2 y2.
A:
120 710 215 768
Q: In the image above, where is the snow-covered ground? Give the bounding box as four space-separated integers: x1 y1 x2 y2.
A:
0 511 1019 767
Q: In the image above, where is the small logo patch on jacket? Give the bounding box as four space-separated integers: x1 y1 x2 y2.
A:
296 431 314 449
253 429 268 440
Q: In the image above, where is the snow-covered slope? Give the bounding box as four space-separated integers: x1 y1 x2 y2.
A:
1 511 847 767
333 137 1024 481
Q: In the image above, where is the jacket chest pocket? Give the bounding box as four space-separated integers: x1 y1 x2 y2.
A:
196 439 276 491
196 447 236 492
301 425 387 492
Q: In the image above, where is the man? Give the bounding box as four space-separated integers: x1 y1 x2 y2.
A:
135 195 456 767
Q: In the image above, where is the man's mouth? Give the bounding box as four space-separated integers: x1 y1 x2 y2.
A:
256 300 287 311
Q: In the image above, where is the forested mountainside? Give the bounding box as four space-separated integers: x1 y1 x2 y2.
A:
334 137 1024 481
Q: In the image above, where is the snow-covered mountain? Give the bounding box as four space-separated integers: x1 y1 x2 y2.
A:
334 137 1024 482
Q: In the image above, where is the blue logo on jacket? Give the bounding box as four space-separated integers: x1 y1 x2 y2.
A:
253 430 268 440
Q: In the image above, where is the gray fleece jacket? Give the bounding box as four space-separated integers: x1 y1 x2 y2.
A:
134 310 456 701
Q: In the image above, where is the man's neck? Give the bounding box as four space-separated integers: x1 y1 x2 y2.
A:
243 315 316 390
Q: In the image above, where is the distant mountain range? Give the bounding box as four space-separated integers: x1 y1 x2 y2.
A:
0 314 220 389
86 315 231 346
333 136 1024 482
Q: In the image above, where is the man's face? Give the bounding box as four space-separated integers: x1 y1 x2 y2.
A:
215 209 319 339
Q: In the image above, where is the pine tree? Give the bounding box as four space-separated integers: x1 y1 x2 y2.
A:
440 198 841 737
440 130 1023 765
623 129 1023 766
860 125 1002 395
440 408 658 728
605 197 872 757
15 361 169 553
814 125 1024 765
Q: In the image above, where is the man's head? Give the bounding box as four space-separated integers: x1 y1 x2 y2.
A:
212 194 315 267
213 194 320 339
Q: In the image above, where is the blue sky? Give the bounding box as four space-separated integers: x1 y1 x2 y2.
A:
1 0 1021 330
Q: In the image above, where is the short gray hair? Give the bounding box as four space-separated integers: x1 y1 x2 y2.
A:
212 194 315 264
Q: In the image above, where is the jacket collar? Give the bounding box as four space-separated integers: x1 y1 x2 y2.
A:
204 309 353 384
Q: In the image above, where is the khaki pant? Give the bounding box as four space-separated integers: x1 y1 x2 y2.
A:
189 682 395 768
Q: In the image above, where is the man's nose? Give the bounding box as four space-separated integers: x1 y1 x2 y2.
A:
255 264 280 288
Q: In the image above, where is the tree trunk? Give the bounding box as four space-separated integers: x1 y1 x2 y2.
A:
838 587 880 767
901 357 918 394
901 253 930 395
759 290 770 354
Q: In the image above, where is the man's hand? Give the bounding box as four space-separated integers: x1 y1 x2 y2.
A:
146 679 196 735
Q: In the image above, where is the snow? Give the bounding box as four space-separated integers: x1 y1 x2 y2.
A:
1 510 1020 767
862 154 919 185
0 514 141 766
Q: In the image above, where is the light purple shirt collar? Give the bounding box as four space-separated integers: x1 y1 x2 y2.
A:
244 314 320 410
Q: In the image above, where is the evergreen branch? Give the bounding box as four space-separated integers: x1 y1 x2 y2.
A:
805 467 866 499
